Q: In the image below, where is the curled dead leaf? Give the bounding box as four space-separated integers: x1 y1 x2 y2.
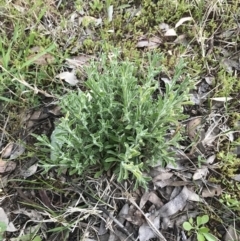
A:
1 142 14 159
164 29 177 36
9 143 25 160
20 163 38 178
192 166 208 180
56 71 79 86
27 53 55 65
153 172 173 182
187 117 202 141
138 214 160 241
175 17 193 28
136 36 161 49
201 186 222 197
0 159 16 173
66 54 93 69
0 208 17 232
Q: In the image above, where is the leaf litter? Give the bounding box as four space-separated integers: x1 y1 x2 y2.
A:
1 1 240 241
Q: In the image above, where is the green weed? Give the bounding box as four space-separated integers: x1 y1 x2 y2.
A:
34 51 192 189
183 215 217 241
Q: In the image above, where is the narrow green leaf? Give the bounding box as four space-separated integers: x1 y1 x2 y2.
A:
202 232 217 241
104 157 118 162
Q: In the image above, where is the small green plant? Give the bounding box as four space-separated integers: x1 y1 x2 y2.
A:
35 51 192 189
220 194 240 211
183 215 217 241
89 0 103 11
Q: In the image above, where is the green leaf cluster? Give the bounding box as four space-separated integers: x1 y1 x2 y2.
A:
183 215 217 241
35 51 192 189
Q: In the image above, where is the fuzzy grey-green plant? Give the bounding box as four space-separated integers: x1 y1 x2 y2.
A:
35 51 192 189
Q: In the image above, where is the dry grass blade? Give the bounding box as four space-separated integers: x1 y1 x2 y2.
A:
0 65 55 98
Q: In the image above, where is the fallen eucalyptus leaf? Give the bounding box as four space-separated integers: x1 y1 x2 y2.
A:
224 225 240 241
193 166 208 180
0 208 17 232
0 142 14 159
21 164 38 178
158 186 189 217
164 28 177 36
175 17 193 28
56 72 79 86
138 213 160 241
0 159 16 173
9 143 25 160
201 186 222 197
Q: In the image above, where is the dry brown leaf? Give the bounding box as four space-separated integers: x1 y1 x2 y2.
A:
201 119 220 146
27 53 55 65
0 175 8 188
140 192 150 209
153 172 173 182
139 191 163 209
1 142 14 159
148 192 163 209
66 55 93 69
169 181 190 187
166 159 185 170
98 214 108 235
159 22 169 31
201 186 222 197
136 37 161 49
164 29 177 36
157 186 189 217
175 17 193 28
9 143 25 160
231 174 240 182
124 210 144 226
221 58 240 73
224 225 240 241
22 109 49 129
193 166 208 180
20 163 38 178
154 179 173 188
56 71 79 86
204 76 215 86
174 34 188 45
138 214 160 241
0 159 16 173
206 155 216 164
187 117 202 141
118 203 129 224
187 189 203 202
0 208 17 232
12 209 43 220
